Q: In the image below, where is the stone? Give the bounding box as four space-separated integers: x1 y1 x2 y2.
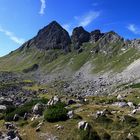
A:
7 130 16 139
117 94 124 101
13 114 19 121
33 103 44 115
36 126 41 132
127 102 135 108
47 96 60 106
23 113 28 120
113 102 128 107
5 122 15 130
67 99 76 105
78 121 89 131
67 110 74 119
0 105 7 112
127 133 139 140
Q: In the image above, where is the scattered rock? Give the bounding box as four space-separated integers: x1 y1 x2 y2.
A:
0 105 7 112
117 94 124 101
67 110 74 119
13 114 19 121
78 121 90 131
113 102 128 107
33 103 44 115
47 96 60 106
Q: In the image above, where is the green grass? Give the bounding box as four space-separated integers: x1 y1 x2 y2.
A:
92 47 140 73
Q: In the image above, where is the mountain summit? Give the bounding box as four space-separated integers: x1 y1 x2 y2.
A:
20 21 71 51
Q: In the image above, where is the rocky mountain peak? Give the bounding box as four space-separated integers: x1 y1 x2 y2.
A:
37 21 63 36
90 29 104 43
71 26 90 49
21 21 71 51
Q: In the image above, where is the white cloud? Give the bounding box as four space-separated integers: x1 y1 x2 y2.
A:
62 24 72 35
76 11 100 27
0 26 25 45
39 0 46 15
127 24 140 34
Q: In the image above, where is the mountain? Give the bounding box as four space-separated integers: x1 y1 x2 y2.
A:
0 21 140 95
1 21 140 140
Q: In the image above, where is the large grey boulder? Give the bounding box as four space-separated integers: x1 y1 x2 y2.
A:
0 105 6 112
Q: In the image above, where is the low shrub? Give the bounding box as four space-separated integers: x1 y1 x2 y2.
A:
4 98 48 121
44 102 68 122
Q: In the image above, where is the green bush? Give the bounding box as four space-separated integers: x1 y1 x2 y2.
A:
4 112 15 121
4 98 48 121
44 102 68 122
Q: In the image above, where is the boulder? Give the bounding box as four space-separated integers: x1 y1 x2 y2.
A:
117 94 124 101
113 102 128 107
7 130 16 139
78 121 90 131
13 114 19 121
67 110 74 119
127 102 135 108
23 113 28 120
127 133 139 140
36 126 41 132
0 105 7 112
33 103 44 115
47 96 60 106
67 99 76 105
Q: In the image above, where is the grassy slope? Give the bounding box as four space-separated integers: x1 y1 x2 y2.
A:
0 42 140 74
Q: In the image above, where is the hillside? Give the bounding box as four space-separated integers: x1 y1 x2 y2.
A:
0 21 140 95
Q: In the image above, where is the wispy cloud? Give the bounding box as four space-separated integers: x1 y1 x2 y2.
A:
62 24 72 35
62 11 100 34
0 26 25 45
39 0 46 15
75 11 100 27
127 24 140 34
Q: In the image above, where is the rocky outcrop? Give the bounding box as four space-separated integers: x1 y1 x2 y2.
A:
92 31 124 54
90 30 104 43
20 21 71 52
71 27 90 49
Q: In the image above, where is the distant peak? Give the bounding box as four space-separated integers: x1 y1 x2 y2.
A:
48 20 61 26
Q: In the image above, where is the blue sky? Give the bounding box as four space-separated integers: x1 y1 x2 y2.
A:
0 0 140 56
